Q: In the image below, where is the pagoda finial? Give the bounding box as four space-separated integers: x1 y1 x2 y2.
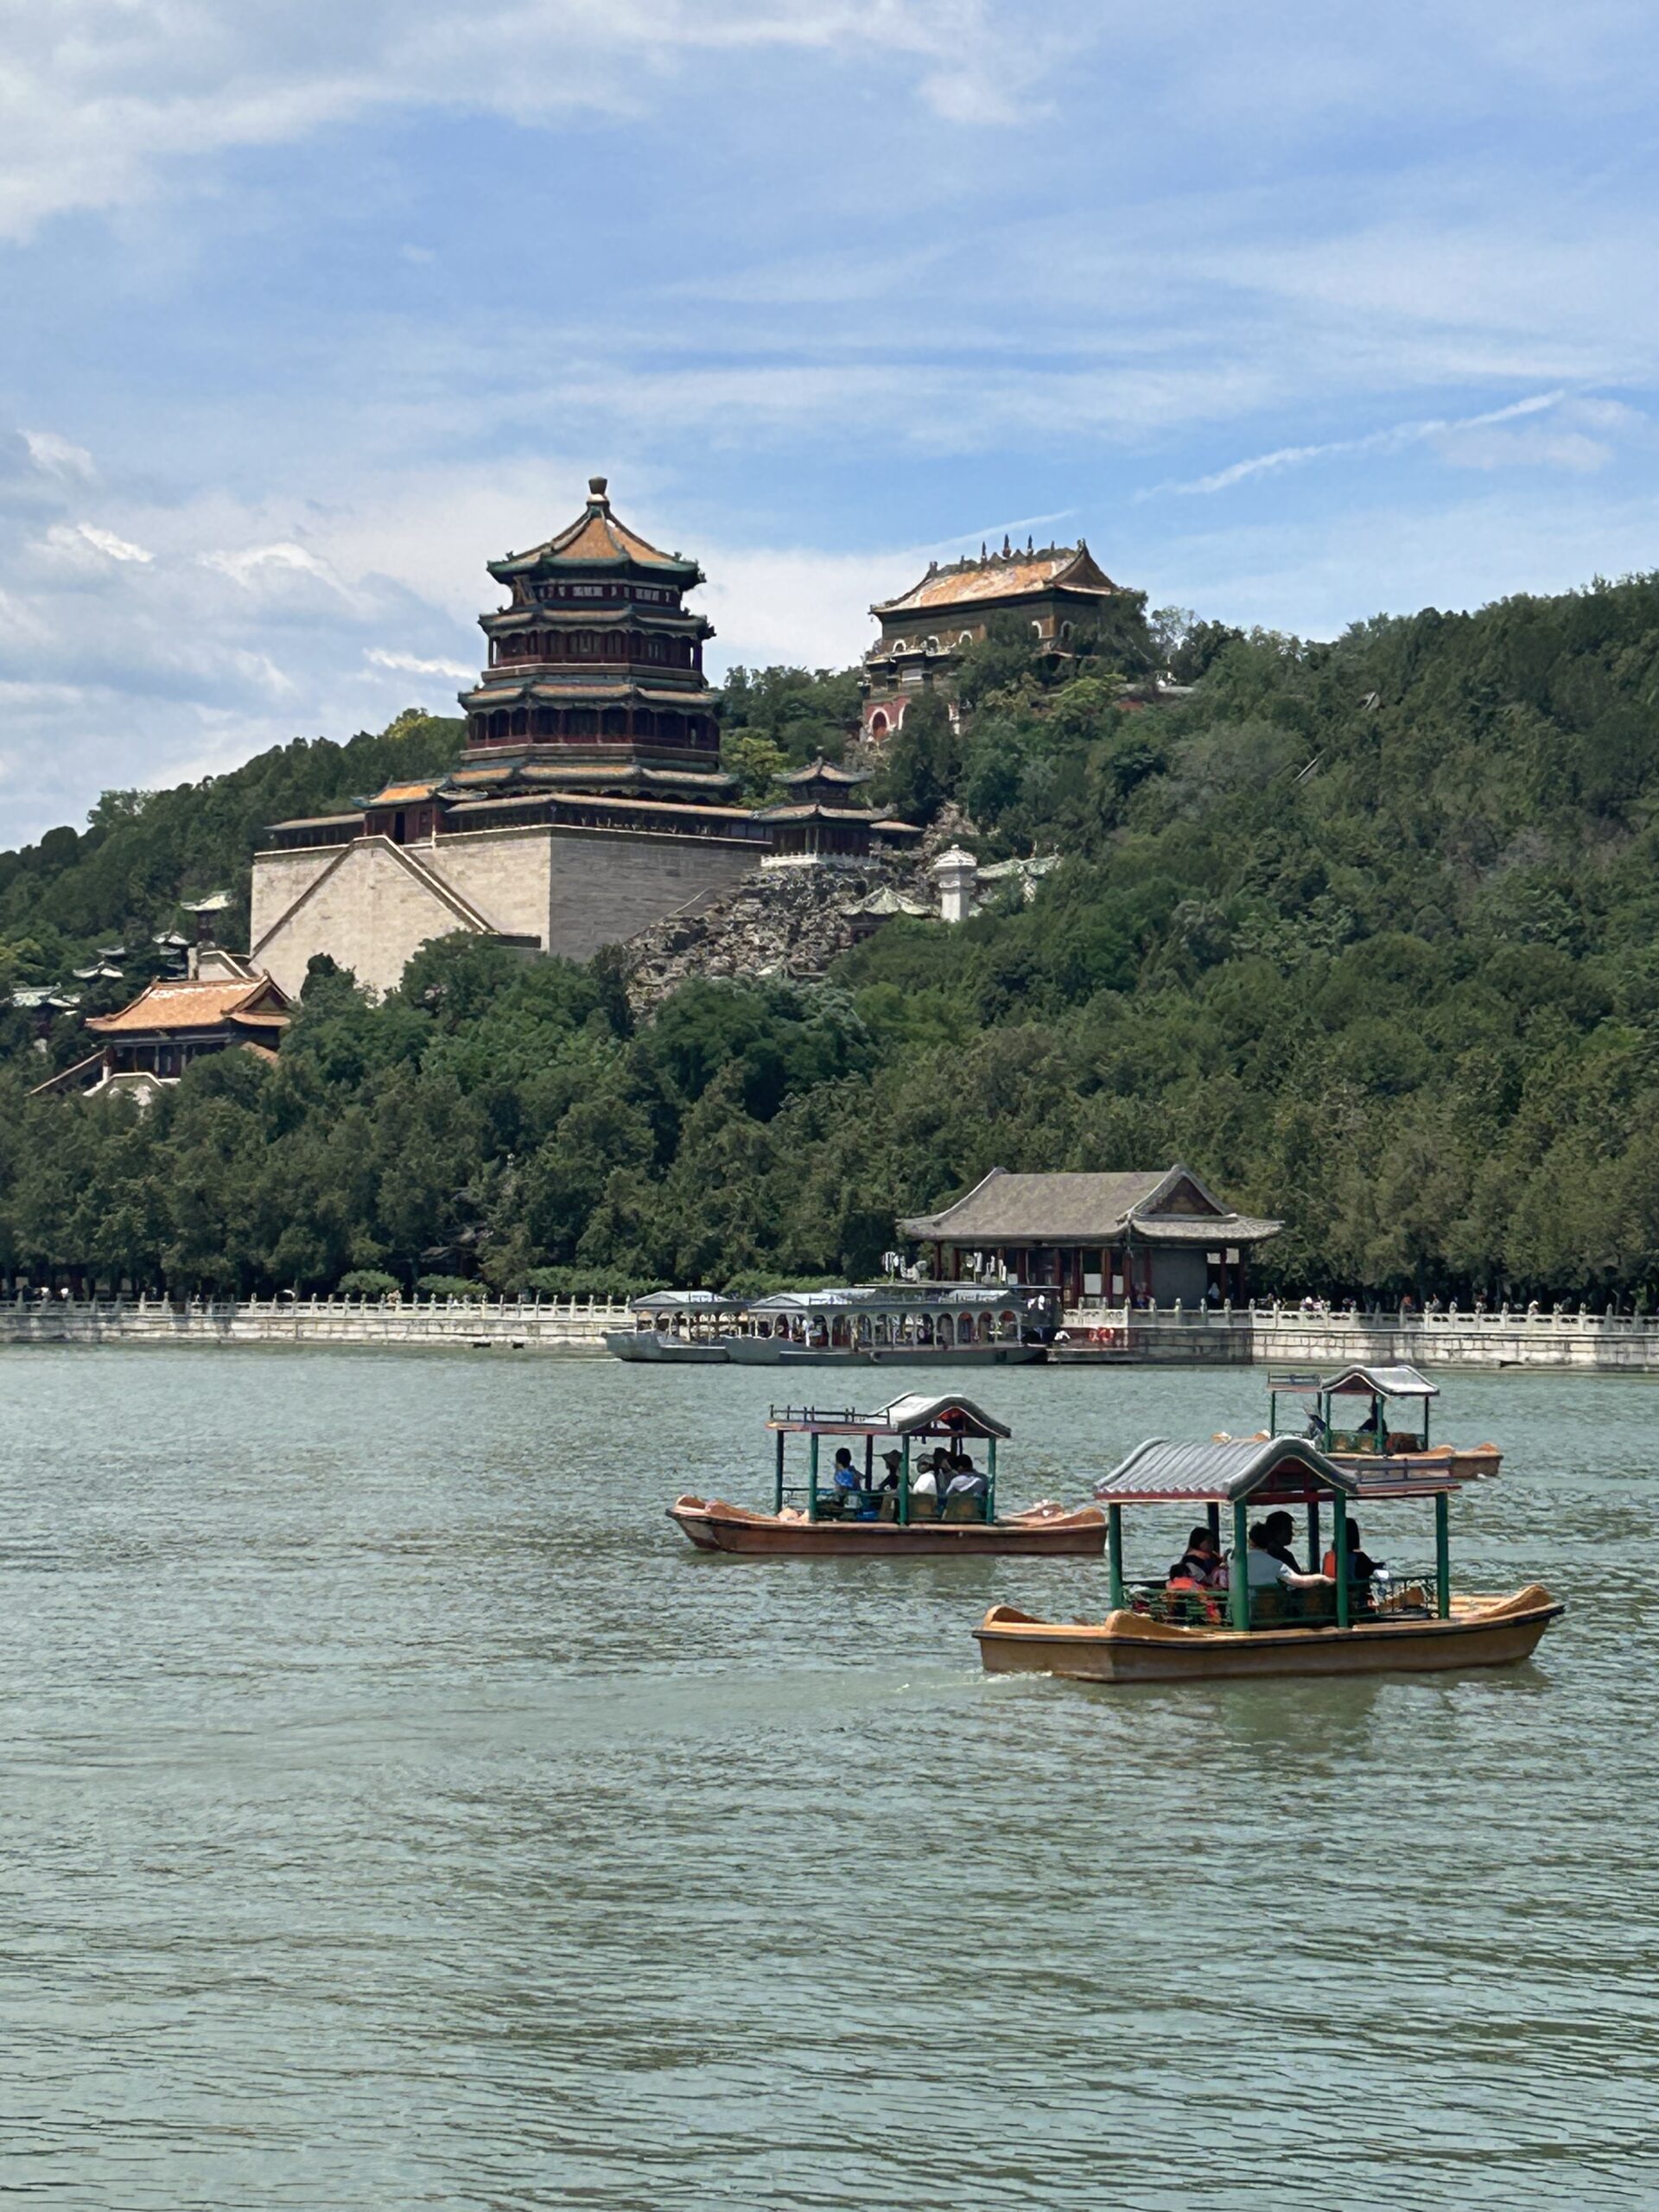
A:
1027 535 1033 553
588 475 609 505
1001 533 1011 557
980 542 987 560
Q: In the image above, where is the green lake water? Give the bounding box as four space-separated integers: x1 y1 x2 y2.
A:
2 1349 1654 2209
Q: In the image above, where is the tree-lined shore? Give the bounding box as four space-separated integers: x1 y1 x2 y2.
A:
5 575 1659 1303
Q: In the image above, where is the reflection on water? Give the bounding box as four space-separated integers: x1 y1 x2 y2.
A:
0 1349 1652 2209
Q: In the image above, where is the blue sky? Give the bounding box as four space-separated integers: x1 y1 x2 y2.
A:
3 0 1659 842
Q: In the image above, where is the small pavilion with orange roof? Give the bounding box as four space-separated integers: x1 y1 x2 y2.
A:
30 972 291 1101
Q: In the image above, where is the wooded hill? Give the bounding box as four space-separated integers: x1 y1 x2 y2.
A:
5 575 1659 1302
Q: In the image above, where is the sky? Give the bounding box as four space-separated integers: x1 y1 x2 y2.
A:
3 0 1659 843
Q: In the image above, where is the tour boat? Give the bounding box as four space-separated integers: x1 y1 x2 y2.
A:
668 1393 1106 1558
1262 1363 1503 1483
607 1285 1055 1365
974 1434 1561 1682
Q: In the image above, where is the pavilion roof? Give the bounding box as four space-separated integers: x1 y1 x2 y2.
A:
489 479 698 581
898 1162 1281 1245
754 802 885 825
774 756 870 787
86 976 291 1037
874 542 1119 617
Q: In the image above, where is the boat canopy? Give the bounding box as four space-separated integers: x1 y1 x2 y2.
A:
1095 1435 1363 1507
629 1289 746 1315
745 1286 1046 1314
1321 1363 1437 1399
766 1392 1013 1440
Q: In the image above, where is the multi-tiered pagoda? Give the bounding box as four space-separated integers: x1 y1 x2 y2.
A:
454 476 730 800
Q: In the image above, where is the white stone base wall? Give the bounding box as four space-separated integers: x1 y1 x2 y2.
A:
250 824 763 997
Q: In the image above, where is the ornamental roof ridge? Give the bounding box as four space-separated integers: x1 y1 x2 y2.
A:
489 478 701 581
870 537 1120 615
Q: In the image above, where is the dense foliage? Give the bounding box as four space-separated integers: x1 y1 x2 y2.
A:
10 575 1659 1303
0 709 463 1020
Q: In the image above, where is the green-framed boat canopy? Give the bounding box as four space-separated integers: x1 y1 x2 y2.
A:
1268 1363 1437 1401
1093 1434 1459 1509
766 1393 1012 1440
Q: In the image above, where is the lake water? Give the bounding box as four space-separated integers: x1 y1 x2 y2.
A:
2 1349 1654 2210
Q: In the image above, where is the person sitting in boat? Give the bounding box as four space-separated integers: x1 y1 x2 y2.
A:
944 1452 986 1499
1245 1522 1329 1599
1321 1519 1381 1608
831 1447 862 1496
878 1449 903 1493
1167 1526 1224 1588
1259 1510 1303 1573
909 1449 949 1504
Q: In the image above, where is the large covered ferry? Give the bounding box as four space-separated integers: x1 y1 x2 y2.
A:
604 1284 1058 1365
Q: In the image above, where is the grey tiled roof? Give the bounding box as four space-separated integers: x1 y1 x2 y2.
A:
1093 1436 1359 1503
897 1163 1281 1244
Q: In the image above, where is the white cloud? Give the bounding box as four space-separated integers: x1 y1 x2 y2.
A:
39 521 155 565
1152 391 1589 496
0 1 1065 240
23 431 97 482
201 541 346 590
365 646 474 679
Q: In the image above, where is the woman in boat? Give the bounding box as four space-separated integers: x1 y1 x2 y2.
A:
1167 1526 1224 1589
1322 1518 1381 1610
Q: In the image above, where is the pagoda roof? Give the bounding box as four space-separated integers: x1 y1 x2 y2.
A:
360 779 448 808
265 810 361 833
488 479 700 582
774 756 870 788
446 791 758 826
518 761 736 791
86 975 291 1038
460 677 713 711
874 542 1119 617
755 802 887 825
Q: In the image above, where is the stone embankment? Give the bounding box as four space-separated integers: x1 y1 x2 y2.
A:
0 1294 627 1352
6 1294 1659 1370
1063 1300 1659 1371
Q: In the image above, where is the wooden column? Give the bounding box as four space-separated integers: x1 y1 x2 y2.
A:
1107 1503 1125 1610
807 1433 819 1522
1333 1491 1350 1629
1434 1491 1451 1619
773 1428 785 1513
1230 1498 1251 1631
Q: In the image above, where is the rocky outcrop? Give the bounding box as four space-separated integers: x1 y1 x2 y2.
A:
623 857 929 1014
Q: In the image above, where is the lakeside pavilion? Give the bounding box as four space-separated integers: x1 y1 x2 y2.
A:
898 1164 1281 1307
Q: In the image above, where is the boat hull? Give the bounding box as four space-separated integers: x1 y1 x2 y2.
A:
603 1332 729 1363
975 1586 1562 1681
719 1339 1045 1366
1327 1443 1503 1482
668 1497 1106 1558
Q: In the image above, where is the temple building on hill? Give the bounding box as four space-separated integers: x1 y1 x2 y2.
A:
30 970 291 1103
898 1164 1281 1309
249 480 776 997
756 757 923 867
860 536 1129 741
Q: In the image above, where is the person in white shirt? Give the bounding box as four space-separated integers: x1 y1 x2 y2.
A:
1244 1522 1329 1595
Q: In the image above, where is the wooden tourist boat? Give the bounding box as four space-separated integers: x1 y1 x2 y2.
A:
610 1286 1056 1365
974 1434 1561 1682
1261 1363 1503 1484
668 1393 1107 1558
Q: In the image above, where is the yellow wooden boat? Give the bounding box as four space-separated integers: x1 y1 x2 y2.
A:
975 1435 1562 1683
